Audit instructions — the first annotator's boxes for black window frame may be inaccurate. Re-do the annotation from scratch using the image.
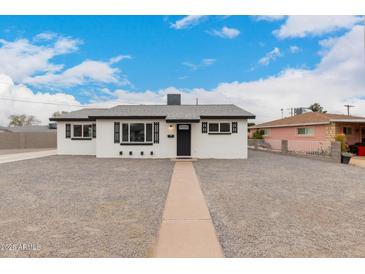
[73,124,83,138]
[92,124,96,138]
[129,123,145,142]
[202,122,208,133]
[119,122,155,144]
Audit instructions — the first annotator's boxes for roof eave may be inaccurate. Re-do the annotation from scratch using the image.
[250,121,330,129]
[49,118,95,122]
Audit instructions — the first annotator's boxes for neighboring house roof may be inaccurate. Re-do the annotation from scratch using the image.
[251,112,365,129]
[50,105,255,121]
[5,125,56,133]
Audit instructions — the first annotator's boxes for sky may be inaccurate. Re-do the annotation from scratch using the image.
[0,15,364,125]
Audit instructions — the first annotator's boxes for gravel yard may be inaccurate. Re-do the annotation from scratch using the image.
[0,156,173,257]
[194,150,365,257]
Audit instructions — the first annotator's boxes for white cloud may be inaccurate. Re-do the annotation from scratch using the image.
[170,16,206,29]
[33,32,57,41]
[0,74,81,126]
[208,26,240,39]
[274,15,363,38]
[289,45,301,54]
[182,58,216,71]
[0,36,80,82]
[254,15,286,22]
[109,55,132,64]
[24,58,130,88]
[258,47,282,65]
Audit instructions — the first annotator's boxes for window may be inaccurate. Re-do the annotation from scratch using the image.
[83,125,92,138]
[120,123,154,144]
[220,123,230,132]
[92,124,96,138]
[73,125,82,137]
[73,124,92,139]
[343,127,352,135]
[297,127,314,136]
[208,122,231,134]
[263,128,270,136]
[130,123,145,142]
[209,123,219,132]
[122,123,128,142]
[146,123,152,142]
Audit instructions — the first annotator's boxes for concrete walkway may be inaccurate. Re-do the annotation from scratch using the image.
[154,161,223,258]
[0,149,57,164]
[350,156,365,168]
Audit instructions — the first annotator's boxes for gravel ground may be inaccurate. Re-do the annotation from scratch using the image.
[0,156,173,257]
[194,150,365,257]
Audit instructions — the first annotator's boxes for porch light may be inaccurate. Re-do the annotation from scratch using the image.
[169,124,174,130]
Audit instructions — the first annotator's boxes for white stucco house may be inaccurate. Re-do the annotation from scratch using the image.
[50,94,255,159]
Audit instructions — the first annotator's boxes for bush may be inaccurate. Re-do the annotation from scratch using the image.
[335,133,347,152]
[252,129,264,139]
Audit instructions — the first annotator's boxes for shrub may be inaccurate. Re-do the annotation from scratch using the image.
[335,133,347,152]
[252,129,264,139]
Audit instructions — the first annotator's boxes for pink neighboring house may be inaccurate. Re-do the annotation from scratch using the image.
[249,112,365,152]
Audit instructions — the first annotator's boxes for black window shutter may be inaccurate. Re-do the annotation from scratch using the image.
[114,122,120,143]
[202,122,207,133]
[92,124,96,138]
[65,123,71,138]
[232,122,238,133]
[153,122,159,144]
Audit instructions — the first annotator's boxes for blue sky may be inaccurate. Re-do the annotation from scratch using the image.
[0,15,364,124]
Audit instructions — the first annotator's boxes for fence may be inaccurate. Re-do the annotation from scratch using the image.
[248,139,341,163]
[0,132,56,149]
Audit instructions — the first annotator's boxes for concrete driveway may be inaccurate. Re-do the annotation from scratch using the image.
[194,150,365,257]
[0,149,56,164]
[0,155,173,257]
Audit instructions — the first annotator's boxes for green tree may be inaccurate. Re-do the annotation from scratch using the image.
[8,114,40,127]
[308,103,327,113]
[252,129,264,139]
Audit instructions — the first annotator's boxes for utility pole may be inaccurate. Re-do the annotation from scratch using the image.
[344,104,354,116]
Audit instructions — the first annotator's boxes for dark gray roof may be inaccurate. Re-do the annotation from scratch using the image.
[50,105,255,121]
[49,108,108,121]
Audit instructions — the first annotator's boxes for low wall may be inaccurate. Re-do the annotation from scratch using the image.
[0,132,56,149]
[248,139,341,163]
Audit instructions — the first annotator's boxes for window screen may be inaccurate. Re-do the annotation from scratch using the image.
[130,123,145,142]
[220,123,230,132]
[83,125,92,138]
[209,123,219,132]
[146,123,152,142]
[122,124,128,142]
[73,125,82,137]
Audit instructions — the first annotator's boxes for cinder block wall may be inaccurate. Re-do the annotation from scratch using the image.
[0,132,56,149]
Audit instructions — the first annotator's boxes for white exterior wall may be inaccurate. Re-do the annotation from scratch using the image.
[191,119,247,159]
[56,121,96,155]
[95,119,248,159]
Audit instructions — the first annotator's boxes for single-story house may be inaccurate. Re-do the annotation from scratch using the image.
[50,94,255,159]
[250,112,365,149]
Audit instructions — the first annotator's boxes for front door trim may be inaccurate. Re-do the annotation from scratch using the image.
[176,124,191,157]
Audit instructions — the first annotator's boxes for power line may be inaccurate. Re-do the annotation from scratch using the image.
[0,96,82,107]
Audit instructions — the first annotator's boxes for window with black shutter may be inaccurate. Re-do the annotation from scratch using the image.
[122,123,129,142]
[114,122,120,143]
[153,122,159,143]
[232,122,238,133]
[202,122,207,133]
[92,124,96,138]
[65,123,71,138]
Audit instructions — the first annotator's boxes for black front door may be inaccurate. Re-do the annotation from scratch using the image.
[177,124,191,156]
[362,127,365,144]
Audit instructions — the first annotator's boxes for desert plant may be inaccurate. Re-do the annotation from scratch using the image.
[335,133,347,152]
[308,103,327,113]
